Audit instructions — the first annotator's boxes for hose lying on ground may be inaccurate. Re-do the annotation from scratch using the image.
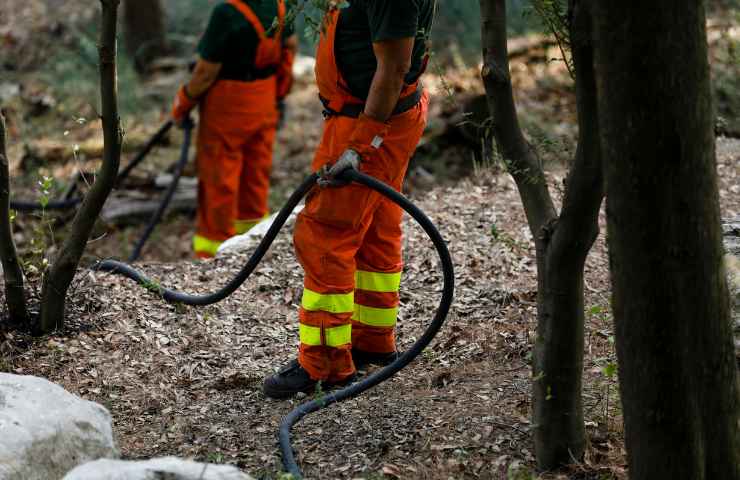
[95,168,455,479]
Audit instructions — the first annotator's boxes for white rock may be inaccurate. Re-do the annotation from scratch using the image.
[63,457,254,480]
[293,54,316,78]
[0,373,118,480]
[217,205,304,256]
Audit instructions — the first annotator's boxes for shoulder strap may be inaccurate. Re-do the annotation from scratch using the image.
[226,0,267,38]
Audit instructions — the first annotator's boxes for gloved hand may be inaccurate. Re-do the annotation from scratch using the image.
[171,85,197,125]
[347,113,389,159]
[318,113,389,188]
[318,149,361,188]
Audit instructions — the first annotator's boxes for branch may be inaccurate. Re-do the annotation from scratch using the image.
[40,0,123,332]
[0,111,28,325]
[548,0,604,270]
[479,0,557,237]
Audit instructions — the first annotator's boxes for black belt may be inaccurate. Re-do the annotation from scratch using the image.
[220,68,277,83]
[320,84,423,119]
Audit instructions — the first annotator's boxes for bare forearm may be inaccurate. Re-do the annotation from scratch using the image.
[364,37,414,122]
[364,65,406,122]
[186,59,222,98]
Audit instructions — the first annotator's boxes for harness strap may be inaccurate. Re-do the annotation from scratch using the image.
[320,84,424,119]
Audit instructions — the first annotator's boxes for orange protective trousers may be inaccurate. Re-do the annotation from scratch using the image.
[194,79,278,257]
[293,92,429,382]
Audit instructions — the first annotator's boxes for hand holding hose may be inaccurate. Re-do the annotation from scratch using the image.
[318,149,361,188]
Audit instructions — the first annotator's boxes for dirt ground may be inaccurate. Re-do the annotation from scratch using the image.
[1,137,738,479]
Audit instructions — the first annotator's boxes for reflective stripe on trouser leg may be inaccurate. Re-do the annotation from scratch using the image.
[298,288,354,382]
[192,234,223,258]
[352,276,401,354]
[234,214,269,235]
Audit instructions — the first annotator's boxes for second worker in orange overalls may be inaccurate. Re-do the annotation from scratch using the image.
[172,0,297,258]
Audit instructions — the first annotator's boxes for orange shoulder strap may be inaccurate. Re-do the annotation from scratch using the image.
[226,0,285,39]
[226,0,266,38]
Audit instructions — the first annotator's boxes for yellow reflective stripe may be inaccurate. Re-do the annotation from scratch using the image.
[299,324,352,347]
[192,235,222,256]
[325,324,352,346]
[234,214,269,234]
[355,270,402,293]
[352,304,398,327]
[299,324,322,346]
[301,288,354,313]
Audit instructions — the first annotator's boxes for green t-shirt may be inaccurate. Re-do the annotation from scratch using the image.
[335,0,437,100]
[197,0,294,81]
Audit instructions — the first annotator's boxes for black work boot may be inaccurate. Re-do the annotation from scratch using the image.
[351,350,398,370]
[263,359,355,399]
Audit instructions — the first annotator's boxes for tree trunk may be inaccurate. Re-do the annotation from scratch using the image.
[123,0,167,73]
[593,1,740,479]
[0,111,28,326]
[479,0,603,469]
[39,0,123,333]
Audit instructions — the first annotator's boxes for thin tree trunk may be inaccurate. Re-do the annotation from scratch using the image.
[479,0,603,469]
[123,0,167,73]
[0,111,28,325]
[532,0,602,468]
[39,0,123,333]
[593,1,740,479]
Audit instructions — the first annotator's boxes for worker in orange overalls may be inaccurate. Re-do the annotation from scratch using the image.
[171,0,297,258]
[264,0,437,398]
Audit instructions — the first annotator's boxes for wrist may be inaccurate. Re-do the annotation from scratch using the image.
[349,113,389,150]
[182,84,197,101]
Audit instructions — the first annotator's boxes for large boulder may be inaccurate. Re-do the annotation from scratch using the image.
[63,458,254,480]
[0,374,117,480]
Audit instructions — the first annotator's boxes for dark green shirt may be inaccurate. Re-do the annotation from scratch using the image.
[197,0,294,81]
[335,0,437,100]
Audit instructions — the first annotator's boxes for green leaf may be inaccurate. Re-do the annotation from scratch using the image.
[589,305,602,315]
[601,362,617,378]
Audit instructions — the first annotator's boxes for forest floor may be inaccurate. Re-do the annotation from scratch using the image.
[1,138,738,480]
[1,2,739,479]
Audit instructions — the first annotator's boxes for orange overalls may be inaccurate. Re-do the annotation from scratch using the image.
[193,0,287,258]
[293,9,430,382]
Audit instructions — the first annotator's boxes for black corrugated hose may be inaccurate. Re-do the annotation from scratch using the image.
[127,118,193,262]
[94,167,455,479]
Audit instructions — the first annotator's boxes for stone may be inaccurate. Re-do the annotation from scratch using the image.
[0,373,117,480]
[63,457,254,480]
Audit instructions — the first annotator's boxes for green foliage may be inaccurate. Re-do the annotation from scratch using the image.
[507,462,539,480]
[206,451,225,464]
[38,26,143,118]
[22,175,55,280]
[526,0,573,78]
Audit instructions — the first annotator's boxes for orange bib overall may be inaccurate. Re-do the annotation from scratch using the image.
[193,0,286,258]
[293,9,430,382]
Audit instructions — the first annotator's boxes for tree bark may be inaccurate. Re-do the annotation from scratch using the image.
[592,1,740,479]
[479,0,603,469]
[39,0,123,333]
[0,111,28,326]
[123,0,167,73]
